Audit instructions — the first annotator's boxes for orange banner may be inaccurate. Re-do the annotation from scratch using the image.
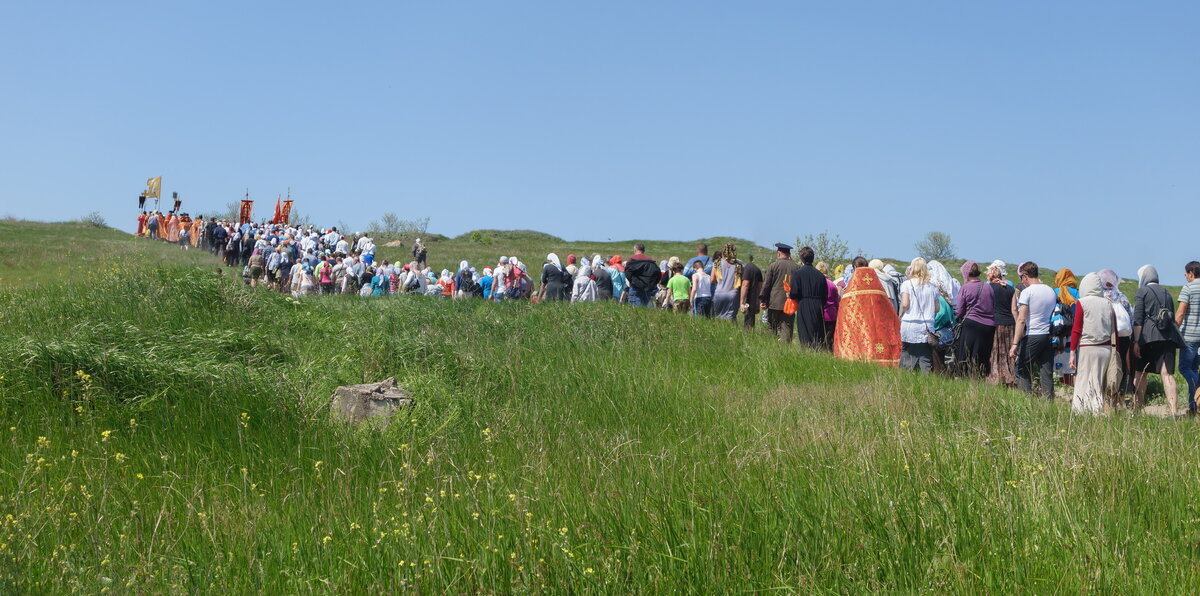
[239,200,253,224]
[280,200,293,225]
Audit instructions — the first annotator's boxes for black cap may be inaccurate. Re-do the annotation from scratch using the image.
[774,243,793,252]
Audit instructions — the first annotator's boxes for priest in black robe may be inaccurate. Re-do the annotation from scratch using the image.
[788,246,829,349]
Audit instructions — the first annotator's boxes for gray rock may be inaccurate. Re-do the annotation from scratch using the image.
[330,378,414,428]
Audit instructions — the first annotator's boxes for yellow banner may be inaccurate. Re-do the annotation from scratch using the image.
[145,176,162,199]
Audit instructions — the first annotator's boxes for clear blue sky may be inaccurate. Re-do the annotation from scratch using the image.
[1,1,1196,282]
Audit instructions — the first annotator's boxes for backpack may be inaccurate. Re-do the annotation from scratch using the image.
[1050,301,1075,338]
[1146,287,1175,333]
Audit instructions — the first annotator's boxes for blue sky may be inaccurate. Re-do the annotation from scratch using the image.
[1,1,1196,282]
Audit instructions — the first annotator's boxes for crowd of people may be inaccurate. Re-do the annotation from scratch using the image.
[135,215,1198,418]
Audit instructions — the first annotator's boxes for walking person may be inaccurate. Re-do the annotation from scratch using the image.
[986,262,1018,386]
[740,254,763,329]
[624,243,661,308]
[955,261,996,377]
[571,265,598,303]
[1069,273,1117,415]
[789,247,829,349]
[541,254,570,301]
[709,243,742,321]
[1010,262,1057,400]
[815,262,840,350]
[1174,261,1200,415]
[666,261,691,313]
[899,258,940,372]
[1132,265,1183,414]
[759,243,799,342]
[690,260,713,317]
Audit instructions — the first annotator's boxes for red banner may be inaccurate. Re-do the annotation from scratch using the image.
[239,200,253,224]
[280,200,294,225]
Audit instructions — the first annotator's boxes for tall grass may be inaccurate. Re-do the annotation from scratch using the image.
[2,260,1199,593]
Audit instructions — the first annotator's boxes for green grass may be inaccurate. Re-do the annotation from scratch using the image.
[0,220,218,288]
[1,222,1198,593]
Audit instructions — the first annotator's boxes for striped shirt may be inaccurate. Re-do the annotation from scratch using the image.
[1180,280,1200,342]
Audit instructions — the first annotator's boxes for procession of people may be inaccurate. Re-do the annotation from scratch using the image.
[135,214,1197,418]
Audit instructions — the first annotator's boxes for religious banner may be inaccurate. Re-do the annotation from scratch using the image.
[145,176,162,199]
[239,200,253,224]
[281,199,294,225]
[271,195,282,224]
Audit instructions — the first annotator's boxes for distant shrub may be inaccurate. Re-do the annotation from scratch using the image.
[470,231,493,245]
[79,211,107,228]
[796,230,862,265]
[915,231,956,261]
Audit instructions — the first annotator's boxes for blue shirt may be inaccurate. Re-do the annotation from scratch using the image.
[684,255,712,279]
[480,275,494,299]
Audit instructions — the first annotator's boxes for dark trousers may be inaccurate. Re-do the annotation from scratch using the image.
[901,342,933,372]
[743,308,759,329]
[1017,334,1055,399]
[767,309,794,343]
[693,296,712,317]
[958,319,996,377]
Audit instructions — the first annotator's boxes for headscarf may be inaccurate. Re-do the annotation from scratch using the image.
[841,264,854,287]
[440,269,452,282]
[609,255,622,266]
[567,254,577,265]
[927,260,959,301]
[659,260,668,273]
[868,259,885,271]
[1098,269,1129,305]
[989,260,1007,278]
[580,257,590,269]
[668,256,681,271]
[960,260,977,281]
[459,260,469,274]
[1137,264,1158,288]
[1079,272,1103,298]
[578,265,592,279]
[592,254,602,268]
[1055,268,1078,306]
[546,253,562,270]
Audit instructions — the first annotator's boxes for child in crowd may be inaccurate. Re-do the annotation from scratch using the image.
[666,262,691,314]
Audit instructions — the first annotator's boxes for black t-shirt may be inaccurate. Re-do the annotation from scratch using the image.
[990,282,1016,326]
[743,262,763,296]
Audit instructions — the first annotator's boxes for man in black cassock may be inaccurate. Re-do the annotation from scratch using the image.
[788,246,829,349]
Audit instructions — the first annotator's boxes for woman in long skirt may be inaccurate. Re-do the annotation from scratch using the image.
[1069,273,1116,414]
[986,264,1018,385]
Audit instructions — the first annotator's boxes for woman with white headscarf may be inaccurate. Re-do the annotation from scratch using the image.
[541,253,569,301]
[1068,273,1116,414]
[571,265,598,303]
[1132,264,1183,413]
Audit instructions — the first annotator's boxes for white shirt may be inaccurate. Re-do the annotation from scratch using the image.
[899,279,939,344]
[1018,283,1056,336]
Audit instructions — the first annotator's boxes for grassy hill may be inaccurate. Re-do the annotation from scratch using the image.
[0,221,1198,592]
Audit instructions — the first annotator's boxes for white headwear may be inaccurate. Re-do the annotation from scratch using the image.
[989,259,1007,278]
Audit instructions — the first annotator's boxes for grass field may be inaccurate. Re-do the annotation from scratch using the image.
[1,221,1197,593]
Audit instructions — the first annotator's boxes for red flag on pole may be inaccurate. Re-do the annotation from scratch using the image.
[272,195,282,224]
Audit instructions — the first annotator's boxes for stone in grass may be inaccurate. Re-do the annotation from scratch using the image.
[330,377,414,428]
